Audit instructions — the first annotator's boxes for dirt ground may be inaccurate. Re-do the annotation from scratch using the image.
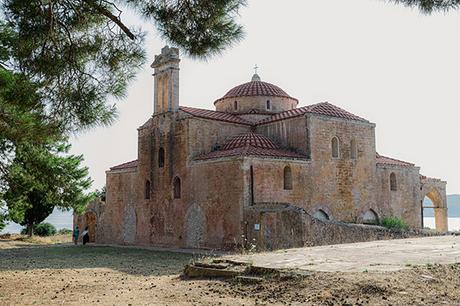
[0,238,459,306]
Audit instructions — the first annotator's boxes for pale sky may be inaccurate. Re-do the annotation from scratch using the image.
[70,0,460,194]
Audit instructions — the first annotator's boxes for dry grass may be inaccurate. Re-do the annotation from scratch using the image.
[0,240,459,305]
[0,233,72,245]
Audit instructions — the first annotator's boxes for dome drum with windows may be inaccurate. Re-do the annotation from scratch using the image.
[214,73,298,115]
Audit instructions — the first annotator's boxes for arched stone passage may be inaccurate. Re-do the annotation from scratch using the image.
[362,209,379,225]
[313,209,330,221]
[420,177,448,233]
[422,189,447,232]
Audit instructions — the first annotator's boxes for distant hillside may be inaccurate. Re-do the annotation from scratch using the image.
[424,194,460,217]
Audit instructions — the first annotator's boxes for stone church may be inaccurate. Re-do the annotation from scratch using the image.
[75,46,448,250]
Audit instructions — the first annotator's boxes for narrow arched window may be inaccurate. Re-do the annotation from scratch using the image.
[283,166,292,190]
[158,147,165,168]
[331,137,339,158]
[145,180,151,199]
[350,139,357,159]
[266,100,271,110]
[234,101,238,110]
[390,173,397,191]
[173,176,181,199]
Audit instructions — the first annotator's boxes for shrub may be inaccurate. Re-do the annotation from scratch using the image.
[57,228,72,235]
[23,223,57,236]
[380,216,409,231]
[35,223,57,236]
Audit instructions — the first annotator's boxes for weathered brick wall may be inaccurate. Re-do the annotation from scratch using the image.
[256,116,309,155]
[244,158,313,207]
[376,165,422,228]
[187,159,246,249]
[102,168,139,244]
[105,113,251,249]
[244,203,424,251]
[186,117,250,159]
[307,114,378,222]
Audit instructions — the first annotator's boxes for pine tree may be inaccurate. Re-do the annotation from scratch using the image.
[3,141,94,236]
[386,0,460,13]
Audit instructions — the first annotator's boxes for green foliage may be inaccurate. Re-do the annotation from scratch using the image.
[386,0,460,13]
[3,141,94,235]
[21,222,57,237]
[128,0,246,58]
[95,186,106,201]
[58,228,72,235]
[380,216,409,231]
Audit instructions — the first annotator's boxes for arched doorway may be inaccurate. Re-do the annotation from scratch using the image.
[362,209,379,225]
[421,189,447,232]
[84,211,97,243]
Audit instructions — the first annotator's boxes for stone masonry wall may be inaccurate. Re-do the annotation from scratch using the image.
[101,168,139,244]
[113,113,251,249]
[244,203,420,251]
[376,165,422,228]
[307,114,378,222]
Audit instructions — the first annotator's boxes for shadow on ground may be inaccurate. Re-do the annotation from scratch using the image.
[0,242,197,276]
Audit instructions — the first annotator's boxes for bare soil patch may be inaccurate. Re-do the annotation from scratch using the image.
[0,239,459,305]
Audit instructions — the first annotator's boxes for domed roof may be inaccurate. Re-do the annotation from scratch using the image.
[221,132,279,150]
[214,74,297,104]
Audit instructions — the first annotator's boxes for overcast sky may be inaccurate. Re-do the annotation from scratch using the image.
[70,0,460,194]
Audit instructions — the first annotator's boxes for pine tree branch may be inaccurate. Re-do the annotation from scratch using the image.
[83,0,135,40]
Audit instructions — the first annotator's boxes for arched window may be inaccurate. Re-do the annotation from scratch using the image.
[283,166,292,190]
[234,101,238,110]
[158,147,165,168]
[173,176,181,199]
[390,173,397,191]
[331,137,340,158]
[266,100,271,110]
[145,180,151,199]
[362,209,379,224]
[313,209,330,221]
[350,139,357,159]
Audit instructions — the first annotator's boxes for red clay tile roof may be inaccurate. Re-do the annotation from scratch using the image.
[376,154,414,168]
[110,160,138,170]
[214,81,298,104]
[196,132,307,160]
[180,106,252,125]
[258,102,369,125]
[221,132,278,150]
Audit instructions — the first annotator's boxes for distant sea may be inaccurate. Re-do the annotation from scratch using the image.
[1,208,73,234]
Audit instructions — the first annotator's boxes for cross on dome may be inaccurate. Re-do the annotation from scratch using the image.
[251,64,261,82]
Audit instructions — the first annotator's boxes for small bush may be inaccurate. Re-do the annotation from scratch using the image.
[22,223,58,236]
[380,216,409,231]
[57,228,72,235]
[34,223,57,236]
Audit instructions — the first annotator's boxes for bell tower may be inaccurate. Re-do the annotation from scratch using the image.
[151,46,180,114]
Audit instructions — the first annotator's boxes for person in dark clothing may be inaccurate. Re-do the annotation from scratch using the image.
[82,227,90,245]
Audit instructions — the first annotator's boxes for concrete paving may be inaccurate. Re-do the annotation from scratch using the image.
[226,236,460,272]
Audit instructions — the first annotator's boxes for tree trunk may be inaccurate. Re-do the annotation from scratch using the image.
[27,224,34,237]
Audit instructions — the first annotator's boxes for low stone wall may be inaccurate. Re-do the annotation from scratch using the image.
[244,203,430,251]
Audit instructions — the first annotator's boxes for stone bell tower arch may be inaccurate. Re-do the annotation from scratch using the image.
[151,46,180,114]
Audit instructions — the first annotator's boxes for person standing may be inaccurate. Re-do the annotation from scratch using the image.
[73,226,79,245]
[81,227,89,245]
